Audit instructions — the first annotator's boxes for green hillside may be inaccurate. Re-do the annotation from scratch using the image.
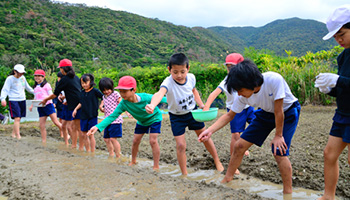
[0,0,339,72]
[209,18,338,56]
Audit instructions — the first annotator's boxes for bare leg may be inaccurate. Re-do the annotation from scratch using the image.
[89,134,96,152]
[59,118,64,137]
[274,155,293,194]
[49,113,62,134]
[61,120,70,146]
[73,119,84,151]
[149,133,160,170]
[104,138,115,156]
[222,138,252,183]
[67,120,77,148]
[13,117,21,139]
[174,135,187,175]
[318,136,346,200]
[39,116,48,143]
[231,132,249,156]
[110,138,121,158]
[195,128,224,172]
[129,134,144,166]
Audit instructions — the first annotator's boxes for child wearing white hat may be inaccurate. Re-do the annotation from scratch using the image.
[314,4,350,200]
[0,64,34,139]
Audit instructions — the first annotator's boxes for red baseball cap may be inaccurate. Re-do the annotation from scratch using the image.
[34,69,45,77]
[57,59,72,68]
[115,76,137,90]
[224,53,244,65]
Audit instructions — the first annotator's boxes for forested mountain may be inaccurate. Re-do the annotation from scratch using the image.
[0,0,338,71]
[209,18,338,56]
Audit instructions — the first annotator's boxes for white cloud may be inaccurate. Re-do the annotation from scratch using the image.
[58,0,350,27]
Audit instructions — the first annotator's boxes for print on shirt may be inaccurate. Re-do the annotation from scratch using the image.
[176,94,194,112]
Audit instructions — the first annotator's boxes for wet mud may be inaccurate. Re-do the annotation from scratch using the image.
[0,105,349,199]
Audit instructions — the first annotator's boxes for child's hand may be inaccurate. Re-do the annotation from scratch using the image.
[145,104,155,114]
[198,129,213,142]
[87,126,98,136]
[270,135,287,156]
[1,100,6,107]
[99,105,104,113]
[29,105,33,112]
[72,110,77,118]
[202,105,210,111]
[125,111,133,119]
[39,99,47,106]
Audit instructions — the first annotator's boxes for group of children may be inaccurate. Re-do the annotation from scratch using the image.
[1,5,349,199]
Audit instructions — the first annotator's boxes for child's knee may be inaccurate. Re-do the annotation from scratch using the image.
[176,142,186,152]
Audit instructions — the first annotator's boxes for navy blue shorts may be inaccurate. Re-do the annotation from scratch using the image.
[38,103,56,117]
[104,123,123,138]
[241,101,300,156]
[62,108,81,121]
[134,121,161,134]
[9,101,26,119]
[169,112,205,136]
[330,122,350,143]
[80,117,98,132]
[228,106,255,133]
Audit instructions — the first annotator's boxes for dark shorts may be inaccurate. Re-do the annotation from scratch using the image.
[62,108,81,121]
[330,122,350,143]
[80,117,98,132]
[38,103,56,117]
[56,104,67,119]
[104,123,123,138]
[9,101,26,119]
[169,112,205,136]
[228,106,255,133]
[241,101,301,156]
[134,121,161,134]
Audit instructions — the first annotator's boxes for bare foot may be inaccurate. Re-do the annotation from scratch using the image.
[71,145,77,149]
[244,150,249,156]
[235,169,240,175]
[11,134,16,138]
[153,166,160,171]
[16,134,21,140]
[128,161,137,166]
[221,176,233,183]
[215,161,224,172]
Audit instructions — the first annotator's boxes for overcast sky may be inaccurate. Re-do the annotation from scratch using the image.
[58,0,349,28]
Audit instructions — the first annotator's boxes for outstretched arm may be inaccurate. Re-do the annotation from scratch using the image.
[40,94,57,106]
[193,87,204,109]
[203,88,222,111]
[198,110,236,142]
[145,87,167,114]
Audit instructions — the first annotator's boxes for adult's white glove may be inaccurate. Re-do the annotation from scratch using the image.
[315,73,339,88]
[318,86,332,94]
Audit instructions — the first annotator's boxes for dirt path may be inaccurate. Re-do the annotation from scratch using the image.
[0,105,349,199]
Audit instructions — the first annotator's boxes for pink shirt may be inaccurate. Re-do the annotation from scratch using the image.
[34,83,53,105]
[103,91,123,124]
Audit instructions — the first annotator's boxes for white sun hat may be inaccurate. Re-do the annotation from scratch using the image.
[14,64,26,73]
[323,5,350,40]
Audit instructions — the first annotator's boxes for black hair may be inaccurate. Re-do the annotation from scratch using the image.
[57,71,63,78]
[343,22,350,29]
[168,53,189,70]
[10,70,15,75]
[81,73,96,88]
[98,77,114,91]
[225,60,264,93]
[34,77,48,88]
[61,66,75,78]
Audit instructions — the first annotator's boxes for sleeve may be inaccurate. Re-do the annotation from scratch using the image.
[46,83,53,95]
[96,103,124,132]
[54,78,66,96]
[95,88,103,99]
[273,75,286,100]
[24,77,34,94]
[336,76,350,89]
[230,96,247,113]
[0,77,11,101]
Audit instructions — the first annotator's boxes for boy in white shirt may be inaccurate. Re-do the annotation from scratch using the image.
[146,53,224,175]
[198,60,300,194]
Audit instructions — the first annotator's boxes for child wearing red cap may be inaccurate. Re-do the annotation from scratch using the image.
[203,53,255,174]
[314,5,350,200]
[88,76,167,170]
[29,69,62,143]
[41,59,81,149]
[1,64,34,139]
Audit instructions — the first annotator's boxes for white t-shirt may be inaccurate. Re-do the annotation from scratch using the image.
[231,72,297,114]
[0,75,34,101]
[218,76,249,110]
[161,73,196,114]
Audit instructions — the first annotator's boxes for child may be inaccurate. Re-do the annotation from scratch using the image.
[198,60,300,194]
[1,64,34,139]
[98,77,123,157]
[53,72,66,138]
[29,69,62,143]
[314,5,350,200]
[203,53,255,174]
[40,59,81,149]
[146,53,224,175]
[88,76,166,170]
[73,74,103,152]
